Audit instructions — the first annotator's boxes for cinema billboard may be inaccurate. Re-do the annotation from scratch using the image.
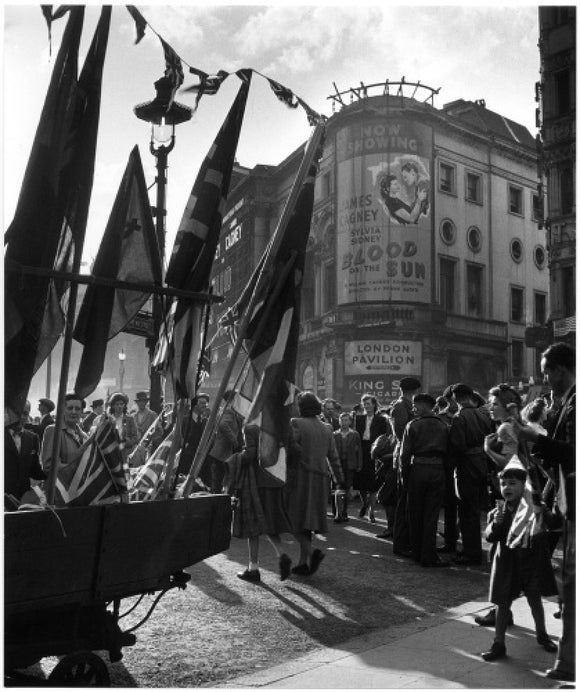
[335,118,432,305]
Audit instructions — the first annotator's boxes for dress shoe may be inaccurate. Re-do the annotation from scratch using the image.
[375,530,393,539]
[421,558,450,568]
[309,548,325,575]
[393,549,414,559]
[474,608,514,627]
[291,563,311,576]
[546,668,575,682]
[358,503,368,518]
[333,516,343,524]
[368,511,376,523]
[481,641,506,661]
[452,554,481,566]
[341,515,349,522]
[279,553,292,581]
[237,568,261,582]
[437,545,456,554]
[537,633,558,652]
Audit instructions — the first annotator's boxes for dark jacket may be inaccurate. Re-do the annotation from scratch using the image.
[400,414,448,476]
[449,404,493,465]
[4,427,45,507]
[355,413,390,443]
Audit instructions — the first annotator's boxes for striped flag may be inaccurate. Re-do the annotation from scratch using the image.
[160,37,184,109]
[54,419,128,507]
[160,78,251,398]
[129,430,174,502]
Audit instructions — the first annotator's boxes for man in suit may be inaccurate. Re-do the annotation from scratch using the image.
[133,391,158,442]
[35,398,55,442]
[81,399,104,434]
[5,400,46,509]
[514,342,575,683]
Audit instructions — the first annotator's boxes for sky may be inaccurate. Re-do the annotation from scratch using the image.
[3,3,541,267]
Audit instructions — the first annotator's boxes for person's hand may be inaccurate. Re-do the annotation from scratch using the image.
[493,500,506,523]
[484,433,498,453]
[510,417,539,443]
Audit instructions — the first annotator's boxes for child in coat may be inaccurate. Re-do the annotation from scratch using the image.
[481,455,558,661]
[332,413,362,522]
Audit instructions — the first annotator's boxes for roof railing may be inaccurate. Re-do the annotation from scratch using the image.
[328,79,441,112]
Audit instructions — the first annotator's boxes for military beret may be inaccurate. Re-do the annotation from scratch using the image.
[399,377,421,392]
[413,393,436,408]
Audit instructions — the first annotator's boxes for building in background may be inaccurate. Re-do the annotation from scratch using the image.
[536,6,576,347]
[207,80,549,407]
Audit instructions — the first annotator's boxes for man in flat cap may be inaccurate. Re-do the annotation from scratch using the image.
[35,398,55,443]
[133,391,158,442]
[81,399,104,434]
[449,383,494,566]
[400,393,449,567]
[391,376,421,557]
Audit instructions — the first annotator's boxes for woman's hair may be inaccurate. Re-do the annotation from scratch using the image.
[488,384,522,412]
[380,174,397,196]
[521,397,547,424]
[297,391,322,417]
[361,395,378,413]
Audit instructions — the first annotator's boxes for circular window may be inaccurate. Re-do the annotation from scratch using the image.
[467,226,482,253]
[510,238,523,263]
[534,244,547,269]
[439,219,456,245]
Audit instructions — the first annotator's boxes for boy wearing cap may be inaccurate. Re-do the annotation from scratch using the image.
[481,456,557,662]
[81,399,104,434]
[400,393,449,567]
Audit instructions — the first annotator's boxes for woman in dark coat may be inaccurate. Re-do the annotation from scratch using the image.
[354,395,390,521]
[287,392,344,576]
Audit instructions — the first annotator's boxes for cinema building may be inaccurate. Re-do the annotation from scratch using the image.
[207,81,549,407]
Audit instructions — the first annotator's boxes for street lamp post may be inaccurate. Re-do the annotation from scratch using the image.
[118,348,126,393]
[134,76,192,413]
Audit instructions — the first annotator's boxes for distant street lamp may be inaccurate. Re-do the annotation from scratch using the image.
[134,76,192,413]
[118,348,126,393]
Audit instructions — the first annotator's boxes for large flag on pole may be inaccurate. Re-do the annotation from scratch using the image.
[157,77,251,399]
[73,146,162,398]
[242,157,319,473]
[4,7,110,416]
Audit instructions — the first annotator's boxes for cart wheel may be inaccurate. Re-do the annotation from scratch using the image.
[48,652,110,687]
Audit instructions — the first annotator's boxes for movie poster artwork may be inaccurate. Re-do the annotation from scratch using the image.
[335,119,432,304]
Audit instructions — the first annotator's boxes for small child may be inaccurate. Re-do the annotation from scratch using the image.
[332,413,362,523]
[481,455,558,661]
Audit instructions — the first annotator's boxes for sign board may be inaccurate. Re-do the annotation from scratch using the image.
[335,118,432,305]
[124,311,154,338]
[344,375,401,405]
[345,340,422,376]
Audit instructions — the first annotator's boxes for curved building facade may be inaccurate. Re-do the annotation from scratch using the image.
[208,83,548,408]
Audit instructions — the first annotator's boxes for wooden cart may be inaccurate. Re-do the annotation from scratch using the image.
[5,495,231,685]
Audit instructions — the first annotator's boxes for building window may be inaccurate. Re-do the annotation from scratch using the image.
[439,219,456,245]
[561,168,574,214]
[466,264,484,317]
[532,192,541,222]
[562,266,575,317]
[439,257,456,313]
[466,172,482,203]
[322,171,333,198]
[508,185,523,215]
[301,251,316,320]
[555,68,571,115]
[534,292,547,325]
[467,226,482,253]
[511,340,524,379]
[511,286,524,322]
[439,162,456,195]
[534,245,547,269]
[510,238,523,263]
[322,262,336,313]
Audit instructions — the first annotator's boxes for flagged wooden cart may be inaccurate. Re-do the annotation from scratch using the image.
[5,495,231,685]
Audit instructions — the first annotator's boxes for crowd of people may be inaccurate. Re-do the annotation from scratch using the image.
[4,342,575,682]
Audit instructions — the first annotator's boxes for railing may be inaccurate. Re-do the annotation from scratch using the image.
[328,79,441,112]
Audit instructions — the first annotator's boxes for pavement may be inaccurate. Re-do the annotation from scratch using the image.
[223,594,568,689]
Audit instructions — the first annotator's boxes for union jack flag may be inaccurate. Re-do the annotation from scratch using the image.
[129,430,174,502]
[54,419,129,507]
[160,37,184,108]
[267,78,299,109]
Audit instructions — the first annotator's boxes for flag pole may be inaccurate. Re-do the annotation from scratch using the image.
[182,120,325,497]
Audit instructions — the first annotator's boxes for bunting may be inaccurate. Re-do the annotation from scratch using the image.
[126,5,146,43]
[160,36,184,109]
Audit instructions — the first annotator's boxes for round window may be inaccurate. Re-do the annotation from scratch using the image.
[534,244,547,269]
[439,219,456,245]
[467,226,482,253]
[510,238,523,263]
